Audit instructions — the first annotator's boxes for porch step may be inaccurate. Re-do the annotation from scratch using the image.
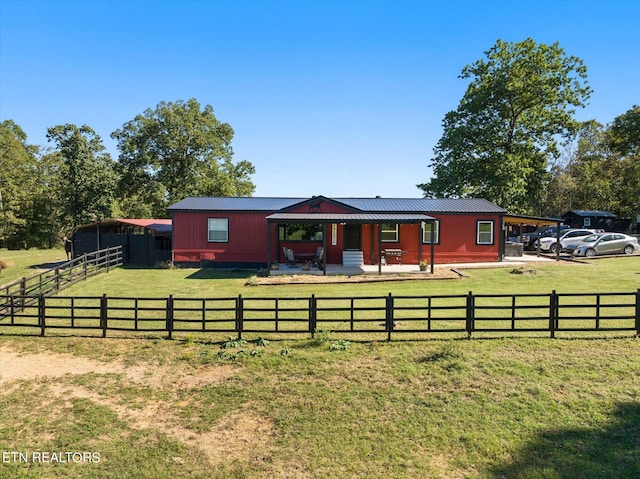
[342,250,364,267]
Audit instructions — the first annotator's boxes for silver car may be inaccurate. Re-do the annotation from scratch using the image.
[566,233,640,257]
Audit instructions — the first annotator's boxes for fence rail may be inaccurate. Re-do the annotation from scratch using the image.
[0,246,123,316]
[1,289,639,340]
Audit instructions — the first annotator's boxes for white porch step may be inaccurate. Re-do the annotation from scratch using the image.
[342,250,364,267]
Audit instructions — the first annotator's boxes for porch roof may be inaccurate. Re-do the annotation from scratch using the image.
[266,212,435,224]
[502,214,562,227]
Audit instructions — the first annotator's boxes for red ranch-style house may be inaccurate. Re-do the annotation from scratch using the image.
[167,196,511,274]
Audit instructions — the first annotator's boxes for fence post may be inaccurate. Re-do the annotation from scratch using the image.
[101,294,108,338]
[236,294,244,340]
[39,294,46,337]
[466,291,474,338]
[20,278,26,307]
[385,293,394,341]
[166,295,174,340]
[635,289,640,338]
[83,254,88,279]
[309,294,317,337]
[55,267,60,291]
[549,290,557,339]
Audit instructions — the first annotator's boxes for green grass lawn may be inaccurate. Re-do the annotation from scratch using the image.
[0,248,68,287]
[1,250,639,478]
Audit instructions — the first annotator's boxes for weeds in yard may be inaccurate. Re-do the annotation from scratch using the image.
[221,337,248,349]
[329,339,352,351]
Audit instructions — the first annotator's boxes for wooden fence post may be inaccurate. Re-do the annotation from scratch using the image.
[166,295,174,340]
[386,293,394,341]
[466,291,474,338]
[39,294,46,337]
[55,267,60,291]
[101,294,108,338]
[635,289,640,338]
[236,294,244,339]
[309,294,317,337]
[19,278,26,307]
[549,290,558,339]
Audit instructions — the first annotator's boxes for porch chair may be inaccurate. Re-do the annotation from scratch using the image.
[313,247,324,271]
[283,247,296,267]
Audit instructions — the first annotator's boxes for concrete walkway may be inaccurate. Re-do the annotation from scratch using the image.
[271,253,558,276]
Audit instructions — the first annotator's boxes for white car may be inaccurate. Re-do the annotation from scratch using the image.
[535,229,596,254]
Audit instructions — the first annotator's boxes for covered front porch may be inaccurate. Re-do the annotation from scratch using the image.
[267,251,558,277]
[266,212,437,276]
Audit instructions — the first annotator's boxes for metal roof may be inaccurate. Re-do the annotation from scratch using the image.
[168,196,505,214]
[337,197,505,213]
[167,197,304,212]
[73,219,172,235]
[266,213,435,224]
[564,210,616,218]
[502,214,563,227]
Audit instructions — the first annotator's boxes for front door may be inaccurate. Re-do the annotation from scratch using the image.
[343,224,361,250]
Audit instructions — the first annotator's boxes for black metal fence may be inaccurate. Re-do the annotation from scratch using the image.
[1,289,638,340]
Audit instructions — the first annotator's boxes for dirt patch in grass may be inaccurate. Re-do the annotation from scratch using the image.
[47,383,273,466]
[0,346,237,388]
[0,345,273,465]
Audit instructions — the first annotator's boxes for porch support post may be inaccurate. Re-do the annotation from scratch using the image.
[418,221,423,265]
[378,223,382,275]
[322,223,327,276]
[266,221,272,275]
[430,221,435,274]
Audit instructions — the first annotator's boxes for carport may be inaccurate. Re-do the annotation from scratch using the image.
[501,214,564,261]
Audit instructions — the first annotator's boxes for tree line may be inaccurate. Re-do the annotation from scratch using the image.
[2,39,638,250]
[0,99,255,249]
[419,38,639,225]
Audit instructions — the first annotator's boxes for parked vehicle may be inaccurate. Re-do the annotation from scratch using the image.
[535,229,596,253]
[522,225,570,250]
[566,233,640,257]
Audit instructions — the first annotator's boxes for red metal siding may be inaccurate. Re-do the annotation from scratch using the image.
[173,210,502,266]
[173,212,275,264]
[359,215,501,264]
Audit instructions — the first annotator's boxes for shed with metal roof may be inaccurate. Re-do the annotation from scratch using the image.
[72,219,172,267]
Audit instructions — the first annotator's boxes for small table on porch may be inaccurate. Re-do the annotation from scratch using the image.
[294,253,315,263]
[384,249,403,265]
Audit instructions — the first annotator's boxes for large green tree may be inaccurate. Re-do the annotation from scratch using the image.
[112,98,255,217]
[0,120,39,248]
[607,105,640,220]
[542,106,640,221]
[47,124,118,228]
[419,38,592,213]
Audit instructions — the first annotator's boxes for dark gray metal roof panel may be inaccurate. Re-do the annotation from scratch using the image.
[168,196,506,214]
[336,197,506,213]
[167,197,306,212]
[565,210,616,218]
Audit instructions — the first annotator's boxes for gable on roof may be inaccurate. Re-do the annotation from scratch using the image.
[279,196,361,214]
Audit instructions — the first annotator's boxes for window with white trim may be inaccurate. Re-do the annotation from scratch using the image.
[477,220,494,245]
[381,223,399,242]
[422,220,440,244]
[208,218,229,242]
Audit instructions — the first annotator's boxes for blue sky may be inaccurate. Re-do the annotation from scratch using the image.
[1,0,638,198]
